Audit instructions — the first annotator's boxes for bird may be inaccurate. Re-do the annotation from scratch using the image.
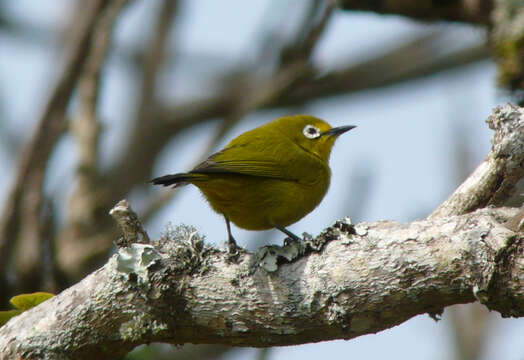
[151,114,355,253]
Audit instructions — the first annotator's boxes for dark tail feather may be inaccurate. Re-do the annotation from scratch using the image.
[149,173,193,188]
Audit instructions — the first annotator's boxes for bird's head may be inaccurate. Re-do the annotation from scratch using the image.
[275,115,355,162]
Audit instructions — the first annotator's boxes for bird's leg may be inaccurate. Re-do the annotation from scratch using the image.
[274,223,302,243]
[224,216,240,254]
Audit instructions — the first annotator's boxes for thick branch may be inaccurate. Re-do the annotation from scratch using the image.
[430,103,524,218]
[0,207,521,359]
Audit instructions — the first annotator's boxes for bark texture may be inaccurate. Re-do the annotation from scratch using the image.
[0,207,522,359]
[431,103,524,218]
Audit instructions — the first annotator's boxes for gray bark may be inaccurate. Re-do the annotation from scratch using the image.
[0,207,522,359]
[0,103,522,359]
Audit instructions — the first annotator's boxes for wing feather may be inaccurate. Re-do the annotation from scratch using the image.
[190,134,318,181]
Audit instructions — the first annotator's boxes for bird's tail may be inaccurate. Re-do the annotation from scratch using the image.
[149,173,195,188]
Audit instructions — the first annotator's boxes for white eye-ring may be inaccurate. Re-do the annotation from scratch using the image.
[303,124,321,139]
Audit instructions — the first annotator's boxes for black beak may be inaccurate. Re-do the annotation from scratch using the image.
[322,125,356,137]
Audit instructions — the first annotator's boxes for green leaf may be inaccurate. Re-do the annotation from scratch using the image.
[9,292,54,311]
[0,309,23,326]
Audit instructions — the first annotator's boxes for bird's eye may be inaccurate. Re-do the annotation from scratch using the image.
[303,125,320,139]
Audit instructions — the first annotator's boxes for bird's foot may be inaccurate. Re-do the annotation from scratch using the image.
[283,232,313,246]
[226,236,242,262]
[302,232,314,241]
[283,236,301,247]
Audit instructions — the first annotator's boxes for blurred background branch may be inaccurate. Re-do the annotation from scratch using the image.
[338,0,493,24]
[0,0,113,305]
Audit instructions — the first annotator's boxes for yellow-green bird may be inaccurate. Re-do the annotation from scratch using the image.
[151,115,355,252]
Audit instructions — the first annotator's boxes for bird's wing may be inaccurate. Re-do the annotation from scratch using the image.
[191,135,317,180]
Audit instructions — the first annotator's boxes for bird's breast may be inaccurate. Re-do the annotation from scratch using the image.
[193,163,331,230]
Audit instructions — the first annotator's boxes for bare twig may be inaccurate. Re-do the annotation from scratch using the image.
[280,0,336,65]
[277,35,489,106]
[136,0,178,118]
[109,199,150,247]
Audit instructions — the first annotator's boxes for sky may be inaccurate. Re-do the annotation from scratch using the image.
[0,1,523,359]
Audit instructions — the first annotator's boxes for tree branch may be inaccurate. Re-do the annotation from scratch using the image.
[430,103,524,218]
[338,0,493,25]
[0,206,521,359]
[57,0,132,278]
[337,0,523,95]
[69,0,131,229]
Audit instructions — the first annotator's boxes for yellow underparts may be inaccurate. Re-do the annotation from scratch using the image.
[191,172,330,230]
